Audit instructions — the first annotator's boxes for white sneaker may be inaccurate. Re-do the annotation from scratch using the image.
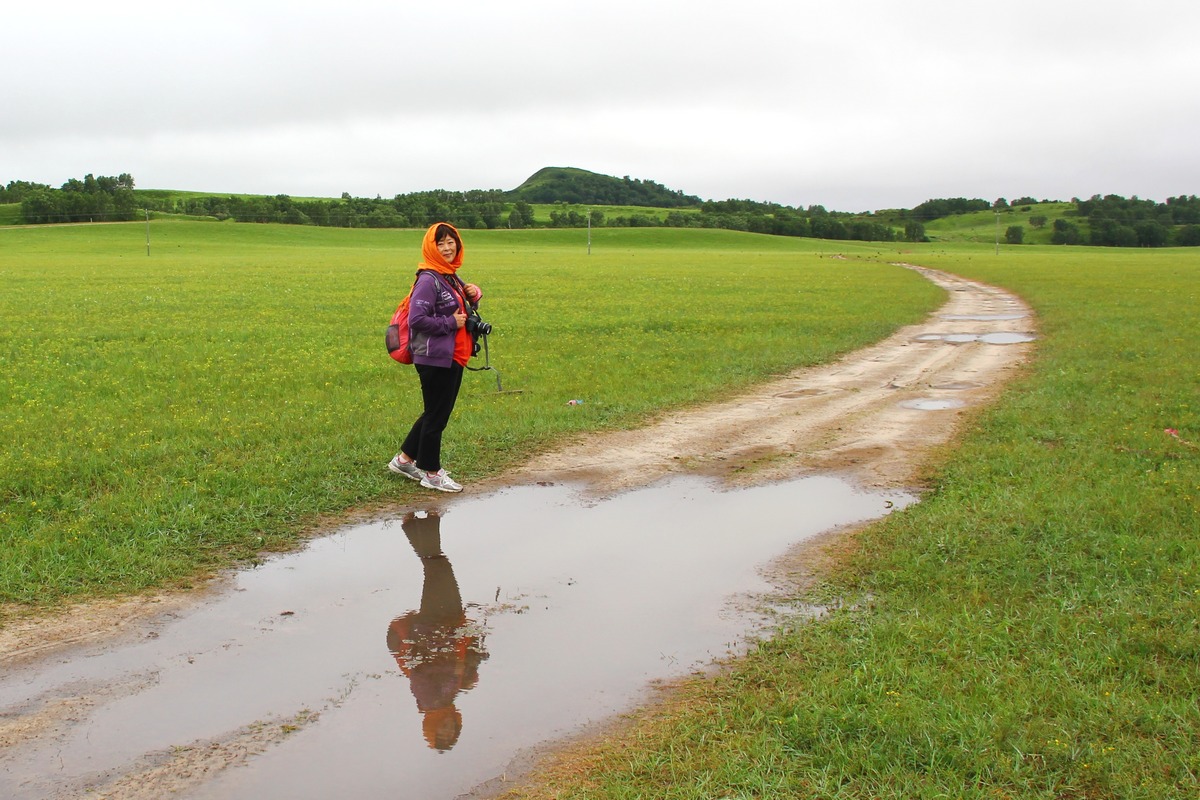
[420,468,463,493]
[388,454,423,482]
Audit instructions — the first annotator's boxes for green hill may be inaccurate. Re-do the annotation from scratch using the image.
[506,166,702,208]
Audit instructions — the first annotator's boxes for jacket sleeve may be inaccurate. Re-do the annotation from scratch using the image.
[409,273,458,336]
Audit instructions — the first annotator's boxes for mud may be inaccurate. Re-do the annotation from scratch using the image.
[0,264,1034,799]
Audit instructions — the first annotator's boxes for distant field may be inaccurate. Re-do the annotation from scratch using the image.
[0,203,20,225]
[528,202,700,223]
[923,202,1081,245]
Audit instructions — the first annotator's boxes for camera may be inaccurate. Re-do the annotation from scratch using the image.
[465,311,492,337]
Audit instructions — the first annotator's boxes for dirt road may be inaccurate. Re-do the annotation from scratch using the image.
[0,265,1034,798]
[511,264,1033,493]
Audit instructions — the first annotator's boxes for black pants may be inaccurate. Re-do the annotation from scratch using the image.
[401,363,464,473]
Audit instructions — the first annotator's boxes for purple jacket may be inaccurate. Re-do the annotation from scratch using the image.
[408,271,465,367]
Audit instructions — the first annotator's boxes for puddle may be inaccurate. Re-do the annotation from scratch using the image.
[914,331,1036,345]
[899,398,967,411]
[0,475,914,800]
[978,332,1037,345]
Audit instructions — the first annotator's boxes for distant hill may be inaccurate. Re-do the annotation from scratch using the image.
[506,166,702,208]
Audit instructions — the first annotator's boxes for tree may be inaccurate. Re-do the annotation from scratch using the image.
[1051,219,1081,245]
[1029,215,1047,229]
[1005,225,1024,245]
[1134,220,1168,247]
[513,201,534,227]
[904,220,926,242]
[1175,225,1200,246]
[20,189,58,223]
[909,197,990,222]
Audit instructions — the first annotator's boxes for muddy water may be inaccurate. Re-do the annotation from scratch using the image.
[914,331,1036,345]
[0,476,912,800]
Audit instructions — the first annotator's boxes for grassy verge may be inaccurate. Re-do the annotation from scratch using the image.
[0,222,939,611]
[501,244,1199,798]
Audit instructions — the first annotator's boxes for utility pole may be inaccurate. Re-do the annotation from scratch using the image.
[145,210,151,256]
[995,211,1000,255]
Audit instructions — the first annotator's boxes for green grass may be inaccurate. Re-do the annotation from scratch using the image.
[0,203,21,225]
[0,221,939,609]
[503,243,1200,799]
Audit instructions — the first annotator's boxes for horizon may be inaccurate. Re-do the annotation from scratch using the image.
[12,165,1190,216]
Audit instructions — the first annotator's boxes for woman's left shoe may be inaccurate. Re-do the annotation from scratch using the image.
[420,468,463,493]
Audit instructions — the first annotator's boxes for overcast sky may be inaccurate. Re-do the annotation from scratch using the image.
[4,1,1197,212]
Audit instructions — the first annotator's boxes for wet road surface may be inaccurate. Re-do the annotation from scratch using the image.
[1,474,912,799]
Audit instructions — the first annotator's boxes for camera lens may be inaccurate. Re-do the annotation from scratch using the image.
[467,315,491,336]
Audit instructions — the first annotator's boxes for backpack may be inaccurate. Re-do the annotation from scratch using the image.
[385,272,426,364]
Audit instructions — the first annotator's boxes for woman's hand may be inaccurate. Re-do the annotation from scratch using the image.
[453,309,467,329]
[464,283,482,303]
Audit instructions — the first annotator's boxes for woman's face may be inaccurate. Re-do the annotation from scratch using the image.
[436,234,458,262]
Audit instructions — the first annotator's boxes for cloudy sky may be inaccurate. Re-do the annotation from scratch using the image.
[4,1,1197,212]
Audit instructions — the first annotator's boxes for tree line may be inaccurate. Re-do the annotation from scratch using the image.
[7,172,1199,247]
[1072,193,1200,247]
[6,174,140,223]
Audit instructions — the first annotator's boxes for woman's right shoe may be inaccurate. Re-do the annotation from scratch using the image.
[387,454,424,482]
[420,468,463,493]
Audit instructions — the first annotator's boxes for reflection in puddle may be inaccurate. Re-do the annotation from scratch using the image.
[914,331,1036,345]
[0,476,914,800]
[387,511,488,752]
[900,398,967,411]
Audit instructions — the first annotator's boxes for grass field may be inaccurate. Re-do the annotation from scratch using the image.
[0,221,938,608]
[503,243,1200,799]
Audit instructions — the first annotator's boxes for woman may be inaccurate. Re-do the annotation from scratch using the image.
[388,222,482,492]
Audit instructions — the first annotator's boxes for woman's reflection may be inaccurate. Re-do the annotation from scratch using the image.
[386,510,488,752]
